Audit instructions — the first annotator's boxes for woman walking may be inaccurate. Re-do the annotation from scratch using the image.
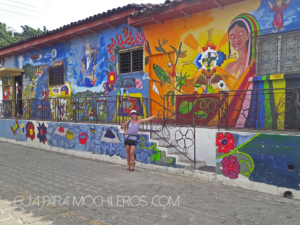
[122,110,159,171]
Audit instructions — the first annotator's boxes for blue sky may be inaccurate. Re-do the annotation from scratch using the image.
[0,0,164,32]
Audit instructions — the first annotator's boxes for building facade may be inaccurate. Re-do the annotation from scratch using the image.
[1,0,300,196]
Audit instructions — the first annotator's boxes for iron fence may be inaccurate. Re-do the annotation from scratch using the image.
[0,95,197,168]
[165,88,300,132]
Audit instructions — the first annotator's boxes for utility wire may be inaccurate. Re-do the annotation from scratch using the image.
[0,2,42,13]
[8,0,45,10]
[0,8,42,19]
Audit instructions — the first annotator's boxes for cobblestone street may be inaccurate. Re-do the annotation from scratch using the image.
[0,141,300,225]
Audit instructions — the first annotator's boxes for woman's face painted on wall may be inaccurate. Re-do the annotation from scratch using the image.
[229,24,249,52]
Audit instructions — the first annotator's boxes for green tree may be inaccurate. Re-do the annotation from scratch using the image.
[0,23,47,47]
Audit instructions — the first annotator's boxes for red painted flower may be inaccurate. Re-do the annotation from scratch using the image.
[221,156,240,179]
[129,98,138,105]
[135,31,146,46]
[25,122,35,141]
[108,71,117,86]
[216,133,235,153]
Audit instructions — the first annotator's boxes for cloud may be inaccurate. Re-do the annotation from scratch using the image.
[44,53,52,58]
[284,15,297,26]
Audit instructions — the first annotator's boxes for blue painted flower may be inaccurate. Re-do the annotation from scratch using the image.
[193,54,202,69]
[37,123,47,144]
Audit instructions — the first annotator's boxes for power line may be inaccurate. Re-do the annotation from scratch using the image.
[8,0,45,10]
[0,2,42,13]
[0,8,42,19]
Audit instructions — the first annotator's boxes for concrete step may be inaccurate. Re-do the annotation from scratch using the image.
[151,137,168,147]
[198,166,216,172]
[179,159,206,168]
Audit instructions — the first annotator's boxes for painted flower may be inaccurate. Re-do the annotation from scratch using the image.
[37,123,47,144]
[221,156,240,179]
[175,129,194,151]
[25,122,35,141]
[103,82,114,95]
[218,80,227,90]
[108,71,117,86]
[135,31,146,46]
[129,98,138,105]
[193,53,202,69]
[135,79,143,89]
[216,133,235,154]
[143,73,150,80]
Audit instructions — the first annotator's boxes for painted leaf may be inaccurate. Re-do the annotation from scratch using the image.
[153,146,160,152]
[171,91,175,106]
[156,151,161,161]
[113,46,122,55]
[109,64,113,72]
[145,56,149,66]
[151,154,156,162]
[153,83,161,97]
[106,71,109,75]
[166,91,173,101]
[153,64,168,83]
[207,85,214,93]
[155,46,166,53]
[146,40,152,55]
[194,83,201,88]
[194,111,208,119]
[169,45,177,53]
[178,101,193,114]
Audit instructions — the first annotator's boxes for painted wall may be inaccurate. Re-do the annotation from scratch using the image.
[143,0,300,129]
[4,25,149,122]
[0,82,2,100]
[0,118,179,168]
[216,131,300,190]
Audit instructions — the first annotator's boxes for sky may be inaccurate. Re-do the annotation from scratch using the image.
[0,0,165,33]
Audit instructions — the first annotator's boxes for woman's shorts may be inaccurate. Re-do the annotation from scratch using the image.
[125,139,138,146]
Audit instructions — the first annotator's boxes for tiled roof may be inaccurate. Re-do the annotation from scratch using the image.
[0,3,159,51]
[128,0,183,17]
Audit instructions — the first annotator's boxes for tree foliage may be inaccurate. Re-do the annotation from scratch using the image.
[0,23,47,47]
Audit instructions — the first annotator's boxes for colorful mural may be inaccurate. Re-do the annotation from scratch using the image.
[142,0,300,128]
[0,119,178,168]
[216,131,300,190]
[8,24,150,122]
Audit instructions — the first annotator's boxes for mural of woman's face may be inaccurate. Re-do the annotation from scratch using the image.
[229,24,249,52]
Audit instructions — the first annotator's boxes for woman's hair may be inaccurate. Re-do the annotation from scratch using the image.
[227,14,259,71]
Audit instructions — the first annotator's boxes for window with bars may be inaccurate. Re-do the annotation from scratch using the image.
[119,47,143,74]
[256,30,300,75]
[48,64,65,86]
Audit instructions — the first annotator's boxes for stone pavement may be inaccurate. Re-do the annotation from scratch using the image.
[0,142,300,225]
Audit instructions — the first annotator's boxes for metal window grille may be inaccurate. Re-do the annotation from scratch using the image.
[48,64,64,86]
[119,48,143,74]
[256,30,300,75]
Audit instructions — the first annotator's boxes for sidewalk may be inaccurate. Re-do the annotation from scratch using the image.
[0,199,52,224]
[0,141,300,225]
